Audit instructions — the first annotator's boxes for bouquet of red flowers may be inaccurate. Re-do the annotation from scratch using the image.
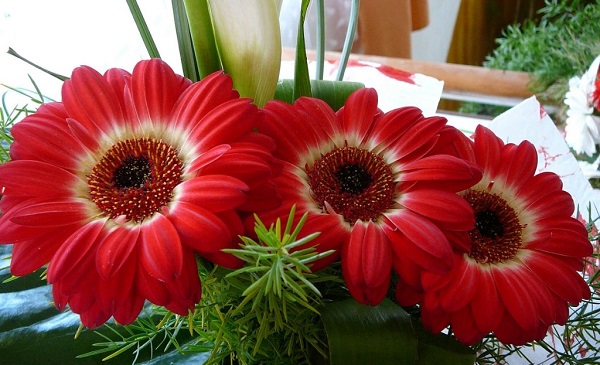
[0,1,598,364]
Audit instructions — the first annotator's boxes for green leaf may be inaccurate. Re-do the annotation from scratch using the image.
[320,298,418,365]
[183,0,222,79]
[6,48,68,82]
[309,80,363,111]
[275,79,364,111]
[293,0,313,101]
[412,317,476,365]
[171,0,200,82]
[126,0,161,59]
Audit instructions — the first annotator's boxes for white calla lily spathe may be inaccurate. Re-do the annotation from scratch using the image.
[208,0,282,107]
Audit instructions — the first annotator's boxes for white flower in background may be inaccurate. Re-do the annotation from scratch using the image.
[564,55,600,156]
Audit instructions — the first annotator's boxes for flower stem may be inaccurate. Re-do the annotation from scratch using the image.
[315,0,325,80]
[335,0,360,81]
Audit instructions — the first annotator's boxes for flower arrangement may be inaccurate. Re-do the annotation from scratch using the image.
[0,1,599,365]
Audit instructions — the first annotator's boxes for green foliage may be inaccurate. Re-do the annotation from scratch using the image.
[199,208,337,364]
[82,207,339,365]
[485,0,600,108]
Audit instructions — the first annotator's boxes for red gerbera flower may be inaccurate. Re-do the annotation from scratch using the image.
[256,88,482,305]
[0,59,277,328]
[411,125,593,346]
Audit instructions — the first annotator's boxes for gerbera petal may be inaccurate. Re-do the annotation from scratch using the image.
[387,115,448,160]
[113,294,145,326]
[525,190,576,219]
[0,161,81,196]
[97,255,138,314]
[10,199,90,227]
[162,247,202,311]
[170,71,238,129]
[342,221,392,305]
[0,197,78,243]
[104,67,131,109]
[168,202,232,254]
[62,65,124,136]
[260,100,326,162]
[384,209,452,264]
[96,226,140,280]
[140,214,184,282]
[187,99,258,150]
[439,258,479,312]
[400,189,475,230]
[294,96,340,139]
[47,220,107,284]
[336,88,379,140]
[517,171,563,205]
[450,307,485,346]
[497,140,537,192]
[492,265,539,333]
[400,155,482,191]
[526,222,593,257]
[10,116,84,169]
[366,107,423,148]
[522,251,591,304]
[76,302,111,329]
[470,267,504,334]
[473,125,504,177]
[129,59,191,125]
[65,117,101,152]
[199,151,272,189]
[137,267,170,306]
[186,144,232,174]
[9,229,71,276]
[420,296,451,334]
[177,175,248,212]
[237,180,282,213]
[430,125,476,161]
[388,228,452,275]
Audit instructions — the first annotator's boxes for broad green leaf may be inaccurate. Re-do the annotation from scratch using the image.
[208,0,282,107]
[412,317,476,365]
[275,79,364,111]
[309,80,364,111]
[183,0,222,79]
[320,298,418,365]
[171,0,200,82]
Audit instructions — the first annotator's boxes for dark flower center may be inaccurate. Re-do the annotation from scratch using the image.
[475,210,504,239]
[306,145,396,224]
[463,189,523,264]
[88,138,184,223]
[336,164,372,194]
[113,155,152,189]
